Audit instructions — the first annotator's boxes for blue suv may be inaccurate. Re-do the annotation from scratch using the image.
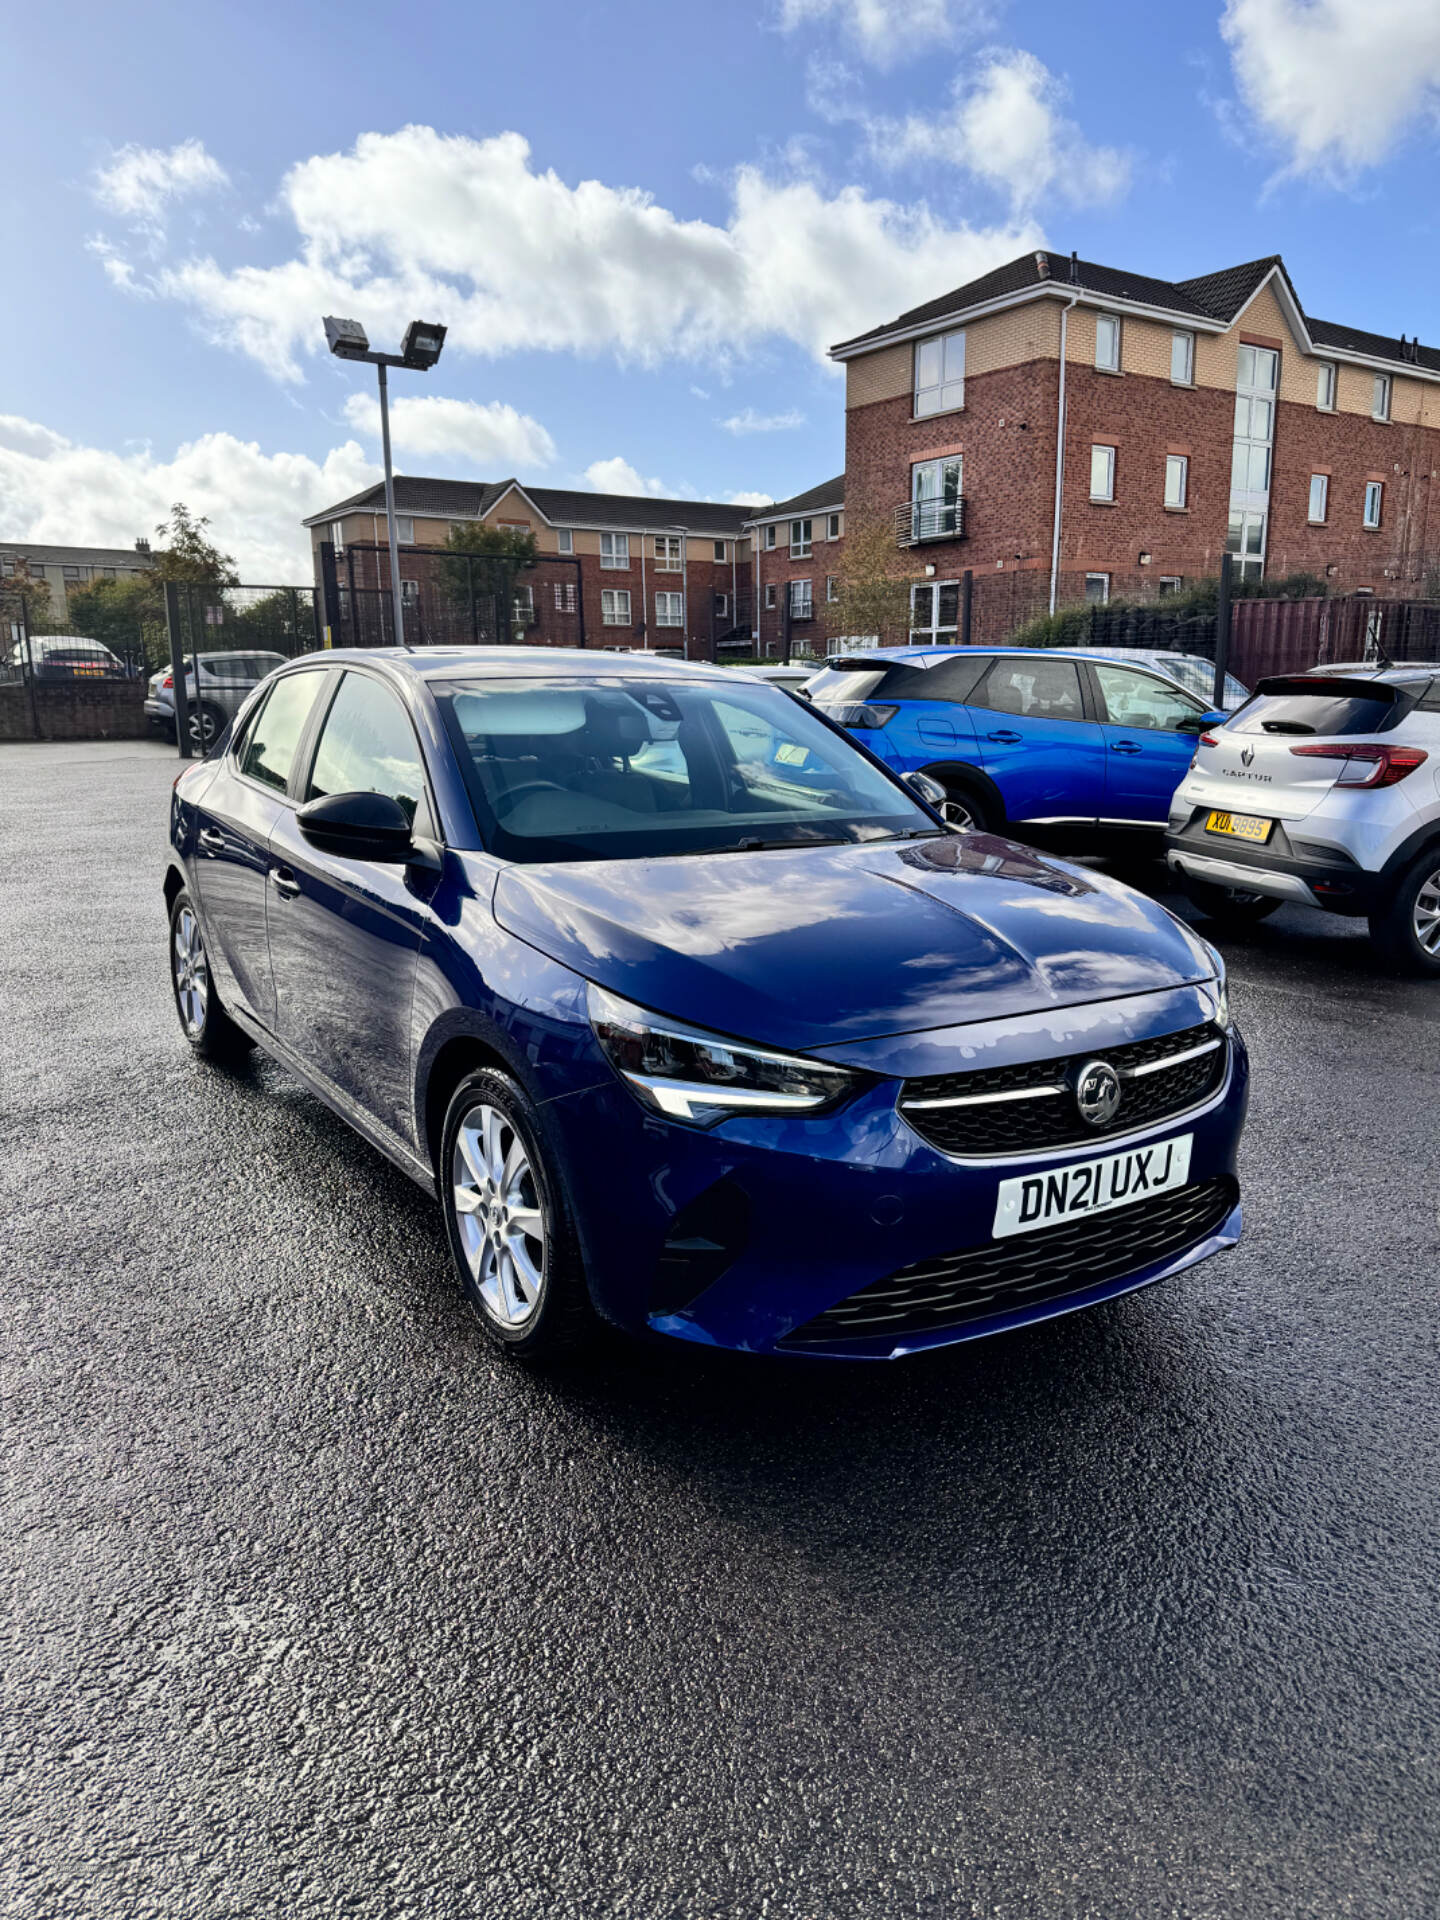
[808,647,1224,840]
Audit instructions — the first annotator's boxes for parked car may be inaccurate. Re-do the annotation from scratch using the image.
[6,636,127,682]
[147,650,286,747]
[735,663,815,691]
[805,646,1224,838]
[1069,647,1251,712]
[165,646,1246,1361]
[1167,666,1440,972]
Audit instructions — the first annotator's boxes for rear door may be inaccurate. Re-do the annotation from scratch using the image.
[190,667,329,1026]
[969,656,1105,823]
[1089,662,1207,824]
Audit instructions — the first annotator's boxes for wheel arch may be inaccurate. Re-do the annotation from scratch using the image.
[417,1017,531,1177]
[918,759,1006,825]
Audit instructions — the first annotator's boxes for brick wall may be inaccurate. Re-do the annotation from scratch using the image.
[752,534,844,653]
[0,680,148,741]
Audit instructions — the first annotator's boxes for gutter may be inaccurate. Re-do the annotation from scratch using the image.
[1049,292,1080,616]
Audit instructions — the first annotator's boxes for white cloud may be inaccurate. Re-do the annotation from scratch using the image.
[777,0,988,67]
[844,50,1130,212]
[1222,0,1440,177]
[0,414,375,581]
[722,490,776,507]
[102,126,1038,379]
[93,139,229,227]
[340,391,556,468]
[719,407,807,434]
[582,457,669,497]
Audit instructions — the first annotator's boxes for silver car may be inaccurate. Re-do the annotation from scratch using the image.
[146,651,287,747]
[1072,646,1250,711]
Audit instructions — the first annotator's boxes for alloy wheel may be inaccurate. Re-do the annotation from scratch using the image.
[451,1104,547,1328]
[941,796,976,830]
[188,706,219,747]
[1412,865,1440,955]
[172,906,209,1037]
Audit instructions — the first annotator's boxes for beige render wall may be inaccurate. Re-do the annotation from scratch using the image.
[845,302,1063,411]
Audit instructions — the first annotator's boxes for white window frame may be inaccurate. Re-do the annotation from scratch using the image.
[1090,444,1116,502]
[654,591,684,628]
[394,515,415,545]
[1316,362,1337,411]
[1095,313,1121,372]
[913,329,965,416]
[512,584,534,619]
[764,583,777,609]
[1085,572,1111,605]
[599,532,629,569]
[763,524,777,550]
[330,520,345,555]
[1364,481,1384,530]
[825,575,839,602]
[655,535,682,571]
[553,581,576,612]
[600,588,631,626]
[1373,374,1392,422]
[713,540,726,562]
[790,579,813,619]
[556,528,573,554]
[1171,331,1194,386]
[1158,575,1183,596]
[1308,474,1329,524]
[826,512,841,540]
[1164,454,1188,510]
[790,519,812,559]
[714,591,728,618]
[400,578,419,606]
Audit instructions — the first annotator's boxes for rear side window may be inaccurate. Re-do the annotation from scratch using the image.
[306,671,427,823]
[975,658,1085,722]
[807,661,949,704]
[1231,687,1401,737]
[239,671,326,792]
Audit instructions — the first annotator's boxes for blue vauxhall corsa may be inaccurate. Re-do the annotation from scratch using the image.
[807,646,1227,840]
[165,647,1247,1361]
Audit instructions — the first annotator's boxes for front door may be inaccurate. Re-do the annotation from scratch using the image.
[968,656,1105,824]
[265,669,433,1149]
[1089,662,1207,824]
[190,668,328,1026]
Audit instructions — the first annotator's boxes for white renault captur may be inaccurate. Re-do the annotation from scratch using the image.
[1165,667,1440,973]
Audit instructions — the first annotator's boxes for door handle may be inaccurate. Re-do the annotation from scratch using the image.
[1110,740,1143,755]
[269,866,301,899]
[198,828,226,852]
[986,729,1022,744]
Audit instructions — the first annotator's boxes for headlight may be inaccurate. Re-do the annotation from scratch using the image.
[588,984,860,1126]
[1203,943,1231,1029]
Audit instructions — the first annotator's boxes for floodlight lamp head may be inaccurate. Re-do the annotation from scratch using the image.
[401,320,447,370]
[324,316,370,359]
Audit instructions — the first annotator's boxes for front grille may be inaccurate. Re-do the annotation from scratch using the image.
[900,1022,1226,1157]
[780,1176,1238,1349]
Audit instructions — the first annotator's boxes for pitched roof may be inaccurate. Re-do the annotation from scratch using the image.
[745,475,845,523]
[0,540,151,570]
[305,476,754,537]
[1306,315,1440,376]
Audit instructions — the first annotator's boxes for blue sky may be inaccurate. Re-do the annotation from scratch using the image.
[3,0,1439,576]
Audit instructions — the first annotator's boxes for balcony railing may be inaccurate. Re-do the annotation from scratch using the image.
[895,498,967,547]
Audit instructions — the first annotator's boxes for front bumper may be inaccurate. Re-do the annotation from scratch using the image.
[1165,813,1380,915]
[549,993,1248,1360]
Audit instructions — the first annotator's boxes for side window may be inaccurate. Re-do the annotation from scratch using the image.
[305,672,427,824]
[978,659,1085,722]
[239,671,326,793]
[1092,664,1203,733]
[921,655,990,704]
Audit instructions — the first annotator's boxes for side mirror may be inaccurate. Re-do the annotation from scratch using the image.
[297,790,414,863]
[903,770,948,809]
[1176,709,1227,735]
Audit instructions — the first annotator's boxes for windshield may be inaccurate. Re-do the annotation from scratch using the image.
[435,675,936,863]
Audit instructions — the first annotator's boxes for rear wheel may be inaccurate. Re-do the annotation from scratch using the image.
[168,889,252,1060]
[1368,851,1440,976]
[188,701,225,750]
[1181,878,1282,924]
[936,781,996,833]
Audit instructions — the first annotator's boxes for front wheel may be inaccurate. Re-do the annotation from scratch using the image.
[440,1068,598,1359]
[1368,851,1440,975]
[936,782,996,833]
[1182,878,1282,924]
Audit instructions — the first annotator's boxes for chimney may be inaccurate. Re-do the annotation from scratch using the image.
[1069,250,1079,284]
[135,537,151,554]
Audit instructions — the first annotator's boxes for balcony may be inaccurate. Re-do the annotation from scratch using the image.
[895,498,967,547]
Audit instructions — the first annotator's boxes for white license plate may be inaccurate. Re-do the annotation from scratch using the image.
[992,1135,1193,1239]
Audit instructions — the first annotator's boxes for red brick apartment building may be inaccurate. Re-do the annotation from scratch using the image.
[303,479,754,650]
[744,477,845,654]
[833,250,1440,640]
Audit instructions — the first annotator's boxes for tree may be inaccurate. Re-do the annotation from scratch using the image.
[436,522,538,642]
[66,503,240,668]
[823,520,922,649]
[149,504,239,585]
[1,559,54,637]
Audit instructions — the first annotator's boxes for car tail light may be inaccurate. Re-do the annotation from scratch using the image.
[1199,733,1218,747]
[1289,742,1429,788]
[161,672,173,688]
[831,702,898,729]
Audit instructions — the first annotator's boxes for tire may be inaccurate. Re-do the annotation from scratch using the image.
[1368,849,1440,976]
[935,780,997,833]
[188,702,225,751]
[439,1067,598,1359]
[1182,878,1282,924]
[168,889,253,1061]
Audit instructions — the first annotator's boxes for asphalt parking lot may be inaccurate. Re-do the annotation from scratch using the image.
[2,736,1438,1920]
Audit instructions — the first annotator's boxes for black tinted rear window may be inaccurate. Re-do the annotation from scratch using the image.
[1232,685,1401,737]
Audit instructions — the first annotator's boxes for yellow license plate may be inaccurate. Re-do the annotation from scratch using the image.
[1205,809,1272,844]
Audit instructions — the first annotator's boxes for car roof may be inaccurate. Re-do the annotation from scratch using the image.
[821,644,1192,672]
[291,645,740,685]
[1301,660,1438,682]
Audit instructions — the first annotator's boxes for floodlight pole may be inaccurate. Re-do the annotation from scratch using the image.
[376,361,405,647]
